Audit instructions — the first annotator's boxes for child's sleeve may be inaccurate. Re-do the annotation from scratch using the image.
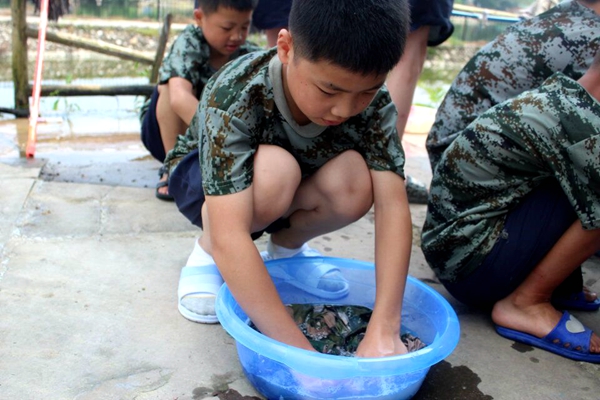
[158,26,208,88]
[359,92,406,178]
[198,106,257,196]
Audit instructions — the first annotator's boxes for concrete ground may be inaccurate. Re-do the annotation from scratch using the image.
[0,117,599,400]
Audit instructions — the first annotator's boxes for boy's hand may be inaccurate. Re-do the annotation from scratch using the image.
[355,319,408,358]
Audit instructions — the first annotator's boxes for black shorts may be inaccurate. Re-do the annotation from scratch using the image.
[409,0,454,46]
[140,86,166,162]
[443,180,583,309]
[169,149,289,240]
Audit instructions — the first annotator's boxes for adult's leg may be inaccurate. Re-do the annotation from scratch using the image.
[386,26,430,140]
[386,26,431,204]
[265,28,282,48]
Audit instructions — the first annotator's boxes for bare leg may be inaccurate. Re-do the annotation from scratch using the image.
[270,149,373,249]
[385,26,431,204]
[155,85,188,196]
[265,27,283,48]
[492,220,600,353]
[386,26,430,140]
[199,144,303,252]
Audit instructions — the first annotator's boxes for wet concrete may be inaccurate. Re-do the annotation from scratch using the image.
[414,361,494,400]
[0,114,599,399]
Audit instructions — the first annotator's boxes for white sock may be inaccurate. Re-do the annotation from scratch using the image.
[186,239,215,266]
[266,237,305,259]
[181,239,222,317]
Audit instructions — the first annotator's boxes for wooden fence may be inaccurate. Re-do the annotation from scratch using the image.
[8,0,171,117]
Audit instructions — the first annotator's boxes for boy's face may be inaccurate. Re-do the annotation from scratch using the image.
[277,30,387,127]
[194,6,253,57]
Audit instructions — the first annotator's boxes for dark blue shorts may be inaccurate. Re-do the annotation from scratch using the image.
[443,180,583,309]
[140,86,166,162]
[409,0,454,46]
[169,149,288,239]
[252,0,292,30]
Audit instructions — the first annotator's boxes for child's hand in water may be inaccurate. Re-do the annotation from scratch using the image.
[355,320,408,358]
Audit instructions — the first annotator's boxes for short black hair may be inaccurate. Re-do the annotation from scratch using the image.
[197,0,258,14]
[288,0,410,76]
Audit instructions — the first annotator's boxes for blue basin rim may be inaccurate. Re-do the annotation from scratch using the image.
[215,257,460,380]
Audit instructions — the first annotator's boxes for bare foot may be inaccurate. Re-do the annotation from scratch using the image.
[157,172,169,197]
[492,295,600,353]
[583,286,598,302]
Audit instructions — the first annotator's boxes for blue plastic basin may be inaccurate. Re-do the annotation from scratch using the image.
[215,257,460,400]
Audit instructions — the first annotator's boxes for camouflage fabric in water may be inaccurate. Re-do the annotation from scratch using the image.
[422,73,600,282]
[426,0,600,170]
[285,304,425,356]
[158,24,261,98]
[165,49,405,195]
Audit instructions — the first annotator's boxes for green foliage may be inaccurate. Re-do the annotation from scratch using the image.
[247,33,268,49]
[454,0,532,10]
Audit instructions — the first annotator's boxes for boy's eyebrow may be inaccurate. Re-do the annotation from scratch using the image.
[323,80,385,93]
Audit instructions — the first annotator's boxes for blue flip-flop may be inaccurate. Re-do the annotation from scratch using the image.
[495,312,600,363]
[552,291,600,311]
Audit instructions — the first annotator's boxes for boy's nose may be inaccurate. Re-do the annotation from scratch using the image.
[332,101,355,119]
[231,30,243,41]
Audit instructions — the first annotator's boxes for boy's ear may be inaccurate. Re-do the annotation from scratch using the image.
[277,29,293,65]
[193,8,203,26]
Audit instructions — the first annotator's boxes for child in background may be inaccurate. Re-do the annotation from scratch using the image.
[165,0,413,357]
[140,0,261,200]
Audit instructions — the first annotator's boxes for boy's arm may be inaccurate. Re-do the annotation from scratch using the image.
[205,188,315,352]
[167,77,200,125]
[356,170,411,357]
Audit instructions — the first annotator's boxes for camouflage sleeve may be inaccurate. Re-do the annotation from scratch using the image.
[508,87,600,230]
[158,25,207,88]
[199,106,256,196]
[427,1,600,171]
[359,91,406,178]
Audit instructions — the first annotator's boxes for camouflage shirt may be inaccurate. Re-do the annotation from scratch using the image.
[427,0,600,169]
[158,24,261,98]
[165,48,405,195]
[250,304,426,356]
[422,73,600,283]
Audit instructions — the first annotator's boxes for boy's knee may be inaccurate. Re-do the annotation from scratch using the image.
[253,145,302,222]
[322,151,373,219]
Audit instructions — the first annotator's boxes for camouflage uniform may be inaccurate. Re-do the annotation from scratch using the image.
[139,25,261,162]
[254,304,426,356]
[422,73,600,283]
[159,24,261,98]
[165,48,405,197]
[426,0,600,170]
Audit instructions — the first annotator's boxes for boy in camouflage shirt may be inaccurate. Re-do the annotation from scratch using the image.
[140,0,261,200]
[426,0,600,170]
[166,0,414,357]
[421,53,600,363]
